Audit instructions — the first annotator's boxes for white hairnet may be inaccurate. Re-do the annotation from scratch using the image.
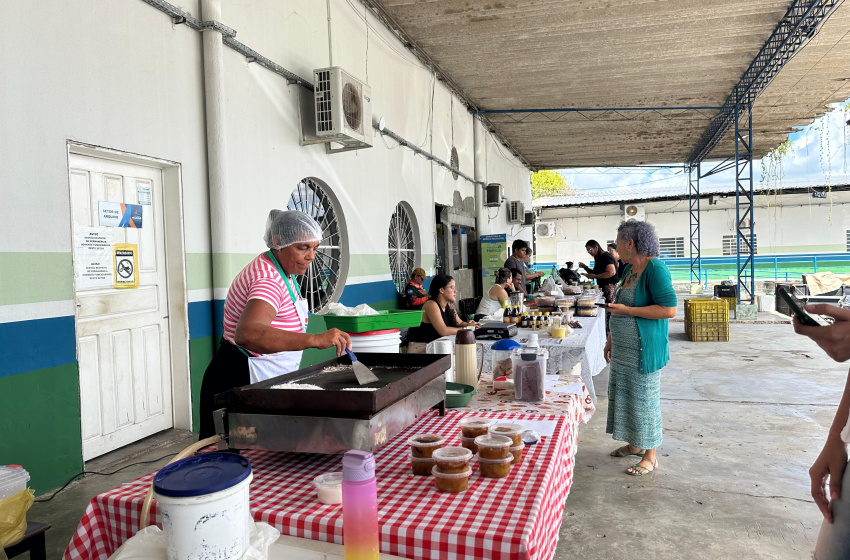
[264,210,323,250]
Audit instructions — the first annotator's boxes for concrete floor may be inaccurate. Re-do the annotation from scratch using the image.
[20,319,846,560]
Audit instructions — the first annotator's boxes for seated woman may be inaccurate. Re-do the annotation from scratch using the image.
[474,268,512,321]
[406,273,479,353]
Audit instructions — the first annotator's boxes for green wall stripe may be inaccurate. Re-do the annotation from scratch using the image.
[0,253,73,305]
[189,336,215,432]
[0,363,82,494]
[186,253,213,291]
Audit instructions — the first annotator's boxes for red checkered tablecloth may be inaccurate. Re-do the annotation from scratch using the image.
[64,411,578,560]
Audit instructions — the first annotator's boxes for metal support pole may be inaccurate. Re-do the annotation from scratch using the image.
[688,164,701,284]
[734,105,756,304]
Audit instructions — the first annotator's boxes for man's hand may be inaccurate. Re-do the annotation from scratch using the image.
[810,435,848,523]
[793,304,850,362]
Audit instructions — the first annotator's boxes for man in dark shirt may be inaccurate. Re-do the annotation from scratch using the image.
[579,239,619,302]
[607,242,627,279]
[503,240,529,295]
[404,267,429,309]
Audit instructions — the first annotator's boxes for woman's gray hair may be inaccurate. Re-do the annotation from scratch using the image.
[617,221,660,257]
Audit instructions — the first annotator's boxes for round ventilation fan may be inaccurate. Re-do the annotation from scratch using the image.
[342,82,362,131]
[626,205,639,216]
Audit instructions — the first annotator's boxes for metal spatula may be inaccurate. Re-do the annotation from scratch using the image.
[345,349,380,385]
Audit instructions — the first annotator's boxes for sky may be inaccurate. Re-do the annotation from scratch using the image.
[559,98,850,194]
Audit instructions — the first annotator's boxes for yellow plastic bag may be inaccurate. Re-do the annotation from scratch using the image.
[0,488,35,548]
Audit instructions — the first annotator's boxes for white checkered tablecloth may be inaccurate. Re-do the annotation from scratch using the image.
[64,410,578,560]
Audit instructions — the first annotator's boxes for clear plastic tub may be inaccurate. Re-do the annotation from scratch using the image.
[407,434,446,458]
[0,466,30,501]
[460,436,479,455]
[432,467,472,493]
[473,435,512,460]
[432,447,473,474]
[511,347,549,403]
[409,455,436,476]
[313,472,343,504]
[488,423,524,447]
[510,444,524,464]
[478,456,513,478]
[458,417,492,439]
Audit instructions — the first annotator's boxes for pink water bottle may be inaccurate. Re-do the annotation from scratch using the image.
[342,450,379,560]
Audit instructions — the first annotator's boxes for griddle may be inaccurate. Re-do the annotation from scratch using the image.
[215,352,450,418]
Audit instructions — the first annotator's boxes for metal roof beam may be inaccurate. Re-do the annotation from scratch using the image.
[686,0,841,164]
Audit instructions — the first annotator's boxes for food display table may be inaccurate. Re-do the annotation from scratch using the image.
[429,314,607,405]
[65,411,579,560]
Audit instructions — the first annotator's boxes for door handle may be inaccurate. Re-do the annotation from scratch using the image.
[162,316,169,319]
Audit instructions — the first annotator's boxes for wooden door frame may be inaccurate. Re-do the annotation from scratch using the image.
[66,141,192,432]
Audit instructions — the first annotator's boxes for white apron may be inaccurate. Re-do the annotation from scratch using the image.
[247,251,309,384]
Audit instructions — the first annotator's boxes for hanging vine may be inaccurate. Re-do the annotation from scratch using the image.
[759,139,791,207]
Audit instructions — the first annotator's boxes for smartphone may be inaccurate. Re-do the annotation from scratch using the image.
[776,287,830,327]
[596,303,609,308]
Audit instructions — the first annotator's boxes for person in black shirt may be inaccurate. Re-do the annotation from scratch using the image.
[503,239,529,295]
[608,242,627,279]
[559,261,582,284]
[579,239,619,303]
[406,273,479,353]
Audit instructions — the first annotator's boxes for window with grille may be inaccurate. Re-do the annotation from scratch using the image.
[287,178,348,313]
[722,234,758,256]
[388,202,420,294]
[658,237,684,258]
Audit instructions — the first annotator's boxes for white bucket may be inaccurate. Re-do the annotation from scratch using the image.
[154,472,253,560]
[349,329,401,353]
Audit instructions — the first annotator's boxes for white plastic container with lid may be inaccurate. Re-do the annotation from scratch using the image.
[348,329,401,353]
[511,340,549,403]
[0,466,30,501]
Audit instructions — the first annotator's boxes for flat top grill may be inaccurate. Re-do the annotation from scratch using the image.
[214,352,451,419]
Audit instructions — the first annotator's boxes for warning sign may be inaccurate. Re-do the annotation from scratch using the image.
[74,226,114,289]
[113,244,139,289]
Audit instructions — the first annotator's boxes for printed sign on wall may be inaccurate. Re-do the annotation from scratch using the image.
[480,234,508,281]
[113,244,139,289]
[74,226,114,289]
[99,201,143,228]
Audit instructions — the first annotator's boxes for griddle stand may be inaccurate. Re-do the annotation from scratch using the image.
[213,374,447,454]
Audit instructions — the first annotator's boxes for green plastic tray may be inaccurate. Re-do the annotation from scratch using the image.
[321,309,423,333]
[445,382,476,408]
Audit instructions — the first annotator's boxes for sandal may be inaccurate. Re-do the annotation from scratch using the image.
[610,445,644,457]
[626,458,658,476]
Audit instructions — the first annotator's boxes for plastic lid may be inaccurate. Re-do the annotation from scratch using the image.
[458,417,492,428]
[492,339,521,351]
[313,472,343,488]
[489,423,523,436]
[509,444,525,451]
[477,455,513,464]
[432,447,473,462]
[473,435,513,448]
[348,329,401,336]
[153,453,251,498]
[409,455,437,463]
[0,466,30,484]
[526,334,540,348]
[407,434,446,448]
[431,466,473,478]
[342,450,376,482]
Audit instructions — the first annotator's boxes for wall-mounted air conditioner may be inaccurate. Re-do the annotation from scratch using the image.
[312,67,373,153]
[508,201,524,224]
[523,210,534,226]
[624,204,645,222]
[484,183,503,207]
[535,222,555,238]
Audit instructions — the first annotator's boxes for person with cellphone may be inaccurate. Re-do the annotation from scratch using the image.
[793,304,850,559]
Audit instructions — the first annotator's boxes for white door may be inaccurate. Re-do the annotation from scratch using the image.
[69,154,174,461]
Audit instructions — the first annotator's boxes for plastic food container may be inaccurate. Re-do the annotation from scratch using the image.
[478,456,513,478]
[458,417,492,438]
[510,444,524,464]
[511,346,549,403]
[445,382,476,408]
[432,447,473,474]
[432,467,472,493]
[313,472,343,504]
[460,436,479,454]
[322,310,423,333]
[408,434,445,458]
[473,435,512,460]
[410,456,436,476]
[491,339,520,377]
[489,423,524,447]
[0,466,30,501]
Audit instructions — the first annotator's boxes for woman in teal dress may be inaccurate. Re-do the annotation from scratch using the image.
[604,220,677,476]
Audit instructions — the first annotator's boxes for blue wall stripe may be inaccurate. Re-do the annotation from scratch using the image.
[0,316,76,379]
[188,300,214,340]
[339,280,400,307]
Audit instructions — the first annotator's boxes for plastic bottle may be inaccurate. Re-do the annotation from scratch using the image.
[342,450,379,560]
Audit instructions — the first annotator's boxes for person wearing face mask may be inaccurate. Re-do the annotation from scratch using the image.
[198,210,352,438]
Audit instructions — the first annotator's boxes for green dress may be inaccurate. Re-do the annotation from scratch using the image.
[606,281,663,450]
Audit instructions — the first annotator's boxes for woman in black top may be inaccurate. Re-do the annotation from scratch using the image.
[406,273,479,353]
[607,242,627,279]
[579,239,620,303]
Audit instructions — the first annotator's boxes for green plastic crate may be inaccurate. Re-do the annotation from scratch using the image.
[321,309,423,333]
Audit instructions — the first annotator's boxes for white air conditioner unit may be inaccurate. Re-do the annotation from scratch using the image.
[624,204,645,222]
[484,183,503,207]
[313,67,373,153]
[535,222,555,238]
[508,200,524,224]
[523,210,534,227]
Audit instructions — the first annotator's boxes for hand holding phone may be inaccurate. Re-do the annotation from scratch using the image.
[793,302,850,362]
[596,303,609,308]
[777,287,830,327]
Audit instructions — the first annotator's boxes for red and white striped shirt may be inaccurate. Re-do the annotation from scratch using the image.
[222,254,305,349]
